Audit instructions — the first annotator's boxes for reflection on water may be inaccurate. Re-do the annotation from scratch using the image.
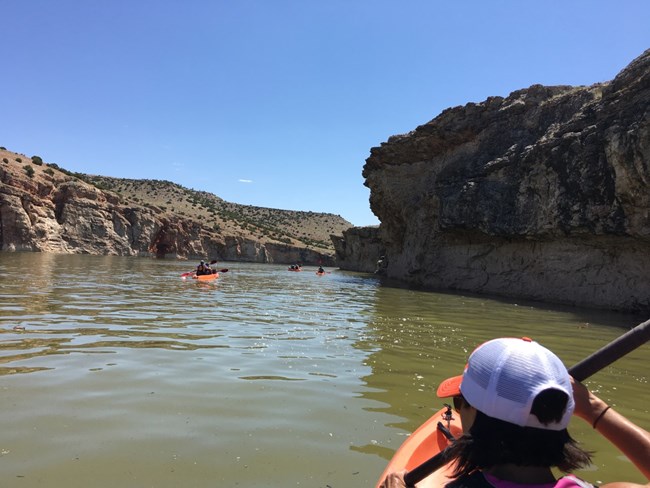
[0,253,647,487]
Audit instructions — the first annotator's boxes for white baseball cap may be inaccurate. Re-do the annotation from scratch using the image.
[437,337,574,430]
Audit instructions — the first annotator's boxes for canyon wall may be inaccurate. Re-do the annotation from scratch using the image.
[0,160,335,265]
[361,49,650,312]
[331,226,384,273]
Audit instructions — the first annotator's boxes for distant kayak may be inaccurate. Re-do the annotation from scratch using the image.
[316,271,326,276]
[192,272,219,281]
[288,267,302,272]
[375,405,461,488]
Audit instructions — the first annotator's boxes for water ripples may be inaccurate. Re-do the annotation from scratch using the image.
[0,254,647,486]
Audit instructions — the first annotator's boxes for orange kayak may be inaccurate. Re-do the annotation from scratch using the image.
[375,405,461,488]
[192,272,219,281]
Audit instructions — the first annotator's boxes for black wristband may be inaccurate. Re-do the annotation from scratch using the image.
[592,406,611,429]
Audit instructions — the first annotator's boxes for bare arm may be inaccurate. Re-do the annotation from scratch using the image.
[571,377,650,488]
[379,470,408,488]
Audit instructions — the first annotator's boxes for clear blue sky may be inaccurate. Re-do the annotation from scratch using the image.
[2,1,648,227]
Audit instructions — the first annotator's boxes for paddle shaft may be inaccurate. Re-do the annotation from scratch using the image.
[570,318,650,381]
[184,268,228,275]
[403,318,650,487]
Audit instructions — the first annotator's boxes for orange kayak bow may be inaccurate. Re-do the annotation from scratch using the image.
[375,405,461,488]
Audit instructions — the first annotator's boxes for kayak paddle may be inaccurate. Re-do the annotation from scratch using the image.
[402,318,650,487]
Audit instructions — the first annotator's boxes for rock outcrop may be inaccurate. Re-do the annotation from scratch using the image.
[0,155,337,265]
[362,49,650,312]
[331,226,384,273]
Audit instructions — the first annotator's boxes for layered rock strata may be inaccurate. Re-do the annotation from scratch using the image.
[362,49,650,312]
[0,159,335,265]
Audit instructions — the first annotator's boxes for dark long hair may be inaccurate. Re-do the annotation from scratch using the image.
[446,389,592,477]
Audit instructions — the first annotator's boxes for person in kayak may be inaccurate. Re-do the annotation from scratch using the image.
[380,337,650,488]
[196,260,208,276]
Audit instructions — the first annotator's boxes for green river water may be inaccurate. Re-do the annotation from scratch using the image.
[0,253,647,487]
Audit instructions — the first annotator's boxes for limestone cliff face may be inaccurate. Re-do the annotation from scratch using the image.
[331,226,384,273]
[0,158,335,265]
[362,49,650,312]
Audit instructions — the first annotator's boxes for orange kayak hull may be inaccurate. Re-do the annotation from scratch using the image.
[192,272,219,281]
[375,407,462,488]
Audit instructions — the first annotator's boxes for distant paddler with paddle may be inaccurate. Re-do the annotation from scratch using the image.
[180,259,229,279]
[380,323,650,488]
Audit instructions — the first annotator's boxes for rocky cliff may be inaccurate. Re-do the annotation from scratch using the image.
[362,49,650,313]
[331,226,384,273]
[0,153,346,265]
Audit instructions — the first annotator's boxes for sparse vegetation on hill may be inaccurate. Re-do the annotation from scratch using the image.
[0,148,353,253]
[85,175,352,251]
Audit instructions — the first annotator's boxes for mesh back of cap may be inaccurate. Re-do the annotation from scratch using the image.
[460,337,573,430]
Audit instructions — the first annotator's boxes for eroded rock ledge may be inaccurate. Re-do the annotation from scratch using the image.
[361,49,650,312]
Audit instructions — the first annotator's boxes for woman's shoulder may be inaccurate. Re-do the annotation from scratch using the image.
[556,475,595,488]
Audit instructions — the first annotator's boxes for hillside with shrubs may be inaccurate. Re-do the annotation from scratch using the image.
[1,147,353,254]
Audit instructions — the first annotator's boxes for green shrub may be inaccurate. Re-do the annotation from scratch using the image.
[2,158,8,164]
[44,168,55,176]
[16,157,22,163]
[23,165,35,178]
[32,155,43,166]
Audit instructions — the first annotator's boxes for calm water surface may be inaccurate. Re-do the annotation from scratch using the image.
[0,254,647,487]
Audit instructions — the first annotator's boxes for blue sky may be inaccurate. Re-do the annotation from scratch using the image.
[2,1,649,227]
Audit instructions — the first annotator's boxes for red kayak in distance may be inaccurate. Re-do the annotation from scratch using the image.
[375,405,462,488]
[181,268,228,281]
[191,272,219,281]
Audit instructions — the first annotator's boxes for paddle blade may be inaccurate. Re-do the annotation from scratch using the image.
[219,268,229,273]
[180,271,194,277]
